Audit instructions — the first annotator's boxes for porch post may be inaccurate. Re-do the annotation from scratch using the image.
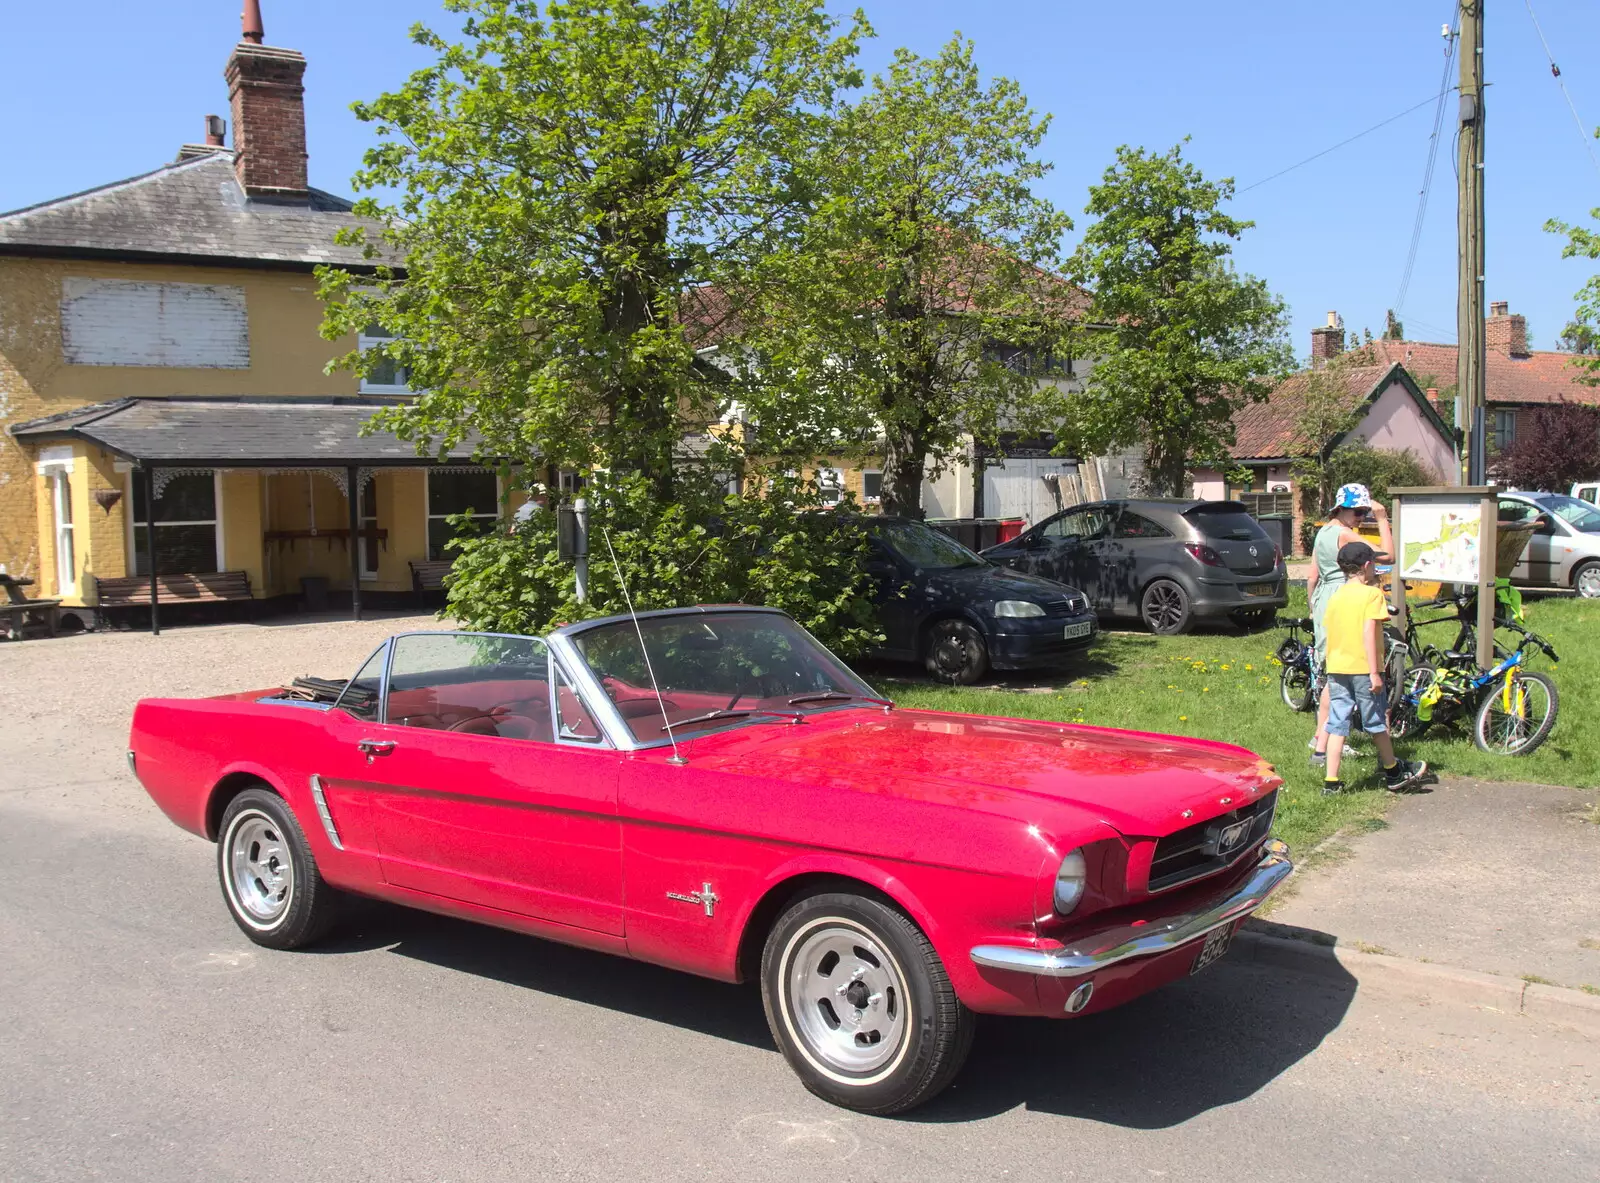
[145,465,160,636]
[347,465,362,622]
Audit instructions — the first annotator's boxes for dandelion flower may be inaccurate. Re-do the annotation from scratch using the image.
[1179,715,1188,722]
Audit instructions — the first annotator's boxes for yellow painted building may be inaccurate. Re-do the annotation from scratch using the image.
[1,23,507,626]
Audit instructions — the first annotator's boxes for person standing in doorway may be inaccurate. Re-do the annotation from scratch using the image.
[1306,483,1393,766]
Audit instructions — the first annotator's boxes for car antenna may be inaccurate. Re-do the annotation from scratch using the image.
[601,526,686,766]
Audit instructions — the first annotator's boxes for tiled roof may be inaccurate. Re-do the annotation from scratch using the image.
[0,152,397,270]
[8,397,480,465]
[1354,338,1599,408]
[1229,363,1398,460]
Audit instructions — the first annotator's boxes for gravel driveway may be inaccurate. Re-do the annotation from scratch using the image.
[0,612,449,823]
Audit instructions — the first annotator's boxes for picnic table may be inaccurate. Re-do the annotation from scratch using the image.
[0,574,61,639]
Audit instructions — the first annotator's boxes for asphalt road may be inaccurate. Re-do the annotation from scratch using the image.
[2,789,1596,1183]
[2,620,1597,1181]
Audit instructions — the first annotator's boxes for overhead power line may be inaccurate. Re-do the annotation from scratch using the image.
[1394,15,1459,319]
[1239,93,1446,194]
[1524,0,1600,179]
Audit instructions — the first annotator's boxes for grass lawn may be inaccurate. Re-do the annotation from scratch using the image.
[871,590,1598,856]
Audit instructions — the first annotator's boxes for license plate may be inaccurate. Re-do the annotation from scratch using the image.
[1244,583,1276,597]
[1190,924,1234,975]
[1064,621,1093,640]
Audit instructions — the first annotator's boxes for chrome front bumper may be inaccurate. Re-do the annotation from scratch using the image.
[971,838,1293,978]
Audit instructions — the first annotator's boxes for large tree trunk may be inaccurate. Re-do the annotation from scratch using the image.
[1142,437,1190,498]
[880,422,926,518]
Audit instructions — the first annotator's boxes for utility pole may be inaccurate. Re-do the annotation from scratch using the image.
[1456,1,1487,484]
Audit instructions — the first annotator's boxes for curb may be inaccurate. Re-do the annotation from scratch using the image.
[1233,930,1600,1037]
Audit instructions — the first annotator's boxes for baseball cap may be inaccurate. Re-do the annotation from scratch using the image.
[1337,540,1378,571]
[1332,483,1373,511]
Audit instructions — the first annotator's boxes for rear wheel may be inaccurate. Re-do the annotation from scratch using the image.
[1574,560,1600,599]
[1388,663,1435,741]
[923,619,989,685]
[1141,579,1193,635]
[217,787,340,949]
[1473,670,1558,756]
[1280,661,1314,712]
[760,892,974,1115]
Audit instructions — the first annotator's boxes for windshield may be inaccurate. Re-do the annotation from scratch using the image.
[1183,503,1271,542]
[571,612,881,743]
[1534,494,1600,533]
[875,521,986,570]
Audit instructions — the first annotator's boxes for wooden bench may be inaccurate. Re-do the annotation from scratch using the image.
[0,574,62,639]
[410,559,453,596]
[95,571,253,617]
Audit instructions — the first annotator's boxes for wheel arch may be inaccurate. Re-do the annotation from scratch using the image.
[733,866,941,986]
[204,764,291,840]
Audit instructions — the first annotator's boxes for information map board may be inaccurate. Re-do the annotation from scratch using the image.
[1397,497,1484,584]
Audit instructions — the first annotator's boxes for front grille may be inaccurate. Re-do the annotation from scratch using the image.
[1046,596,1088,617]
[1148,790,1277,893]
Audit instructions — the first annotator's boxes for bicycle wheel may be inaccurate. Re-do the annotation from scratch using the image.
[1472,670,1558,756]
[1388,663,1435,741]
[1281,661,1314,712]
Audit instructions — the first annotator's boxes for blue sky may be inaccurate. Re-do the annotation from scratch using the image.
[4,0,1599,358]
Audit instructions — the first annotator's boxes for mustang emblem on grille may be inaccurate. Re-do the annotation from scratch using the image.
[1216,818,1252,856]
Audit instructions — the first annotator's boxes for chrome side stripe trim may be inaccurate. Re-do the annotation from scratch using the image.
[308,775,344,850]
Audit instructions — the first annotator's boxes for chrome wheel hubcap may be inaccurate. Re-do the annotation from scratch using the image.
[226,811,294,925]
[1578,566,1600,598]
[785,922,908,1076]
[1146,585,1183,630]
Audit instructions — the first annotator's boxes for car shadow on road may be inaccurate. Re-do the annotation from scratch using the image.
[316,904,1356,1127]
[911,957,1358,1125]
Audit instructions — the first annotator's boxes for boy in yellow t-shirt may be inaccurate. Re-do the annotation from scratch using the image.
[1322,541,1427,795]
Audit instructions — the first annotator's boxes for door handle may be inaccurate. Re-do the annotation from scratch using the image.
[357,739,396,761]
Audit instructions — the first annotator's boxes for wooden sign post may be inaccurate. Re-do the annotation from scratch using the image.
[1389,485,1499,670]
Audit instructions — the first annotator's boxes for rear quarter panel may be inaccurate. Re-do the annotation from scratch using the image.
[129,697,380,891]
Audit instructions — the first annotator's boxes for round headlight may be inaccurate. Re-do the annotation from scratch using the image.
[1054,848,1087,914]
[994,600,1046,618]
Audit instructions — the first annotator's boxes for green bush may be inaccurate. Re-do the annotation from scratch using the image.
[441,469,882,656]
[1299,442,1441,551]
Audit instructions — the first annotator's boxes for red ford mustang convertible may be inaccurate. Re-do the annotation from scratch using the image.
[130,605,1292,1113]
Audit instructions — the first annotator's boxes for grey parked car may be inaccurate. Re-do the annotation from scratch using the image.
[981,499,1288,634]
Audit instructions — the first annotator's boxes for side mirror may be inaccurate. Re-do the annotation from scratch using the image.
[864,558,898,577]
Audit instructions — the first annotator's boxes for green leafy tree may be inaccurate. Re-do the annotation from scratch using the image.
[1547,208,1600,383]
[1288,352,1369,518]
[1060,143,1295,496]
[736,37,1076,517]
[319,0,867,498]
[1556,319,1599,356]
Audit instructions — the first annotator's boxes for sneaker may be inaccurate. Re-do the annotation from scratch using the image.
[1383,759,1428,792]
[1310,750,1327,768]
[1321,779,1346,796]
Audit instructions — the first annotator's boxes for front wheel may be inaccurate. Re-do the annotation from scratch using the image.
[1473,670,1558,756]
[760,892,974,1115]
[1388,663,1435,741]
[217,787,340,949]
[1141,579,1193,635]
[923,619,989,685]
[1574,560,1600,599]
[1280,661,1314,712]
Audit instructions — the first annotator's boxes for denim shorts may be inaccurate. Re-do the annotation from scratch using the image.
[1326,673,1388,736]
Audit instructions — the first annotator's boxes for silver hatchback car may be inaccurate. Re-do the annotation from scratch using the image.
[1498,492,1600,598]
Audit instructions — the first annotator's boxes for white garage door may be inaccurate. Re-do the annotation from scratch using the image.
[983,458,1081,526]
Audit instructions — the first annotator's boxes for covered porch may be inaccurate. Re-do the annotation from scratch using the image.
[11,397,514,631]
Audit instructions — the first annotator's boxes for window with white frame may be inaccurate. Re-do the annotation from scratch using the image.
[862,470,883,504]
[130,470,220,575]
[42,463,76,595]
[358,324,410,393]
[815,466,844,505]
[1492,409,1517,452]
[426,469,500,561]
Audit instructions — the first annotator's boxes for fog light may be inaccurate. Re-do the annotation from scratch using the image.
[1064,981,1094,1014]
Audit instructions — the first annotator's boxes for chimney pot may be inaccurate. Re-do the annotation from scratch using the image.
[242,0,265,44]
[1486,302,1529,358]
[1425,387,1440,403]
[204,114,226,146]
[1490,300,1509,317]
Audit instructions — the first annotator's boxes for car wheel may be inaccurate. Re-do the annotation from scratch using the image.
[923,619,988,685]
[760,891,975,1115]
[217,787,340,950]
[1574,560,1600,599]
[1141,579,1193,635]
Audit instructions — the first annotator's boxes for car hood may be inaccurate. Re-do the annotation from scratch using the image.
[923,562,1084,602]
[686,708,1279,839]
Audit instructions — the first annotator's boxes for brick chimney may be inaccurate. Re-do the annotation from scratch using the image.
[225,2,309,201]
[1310,311,1345,368]
[1486,300,1529,358]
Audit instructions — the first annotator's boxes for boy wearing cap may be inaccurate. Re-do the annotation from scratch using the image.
[1321,540,1427,794]
[1308,483,1393,765]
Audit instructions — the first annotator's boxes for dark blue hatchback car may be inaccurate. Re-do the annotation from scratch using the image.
[862,517,1097,684]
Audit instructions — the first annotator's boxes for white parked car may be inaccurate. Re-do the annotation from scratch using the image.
[1499,492,1600,598]
[1573,482,1598,507]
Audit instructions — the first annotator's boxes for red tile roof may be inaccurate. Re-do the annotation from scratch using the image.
[1229,363,1398,460]
[1355,338,1600,408]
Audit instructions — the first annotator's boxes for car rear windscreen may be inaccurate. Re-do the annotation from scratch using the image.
[1183,503,1270,541]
